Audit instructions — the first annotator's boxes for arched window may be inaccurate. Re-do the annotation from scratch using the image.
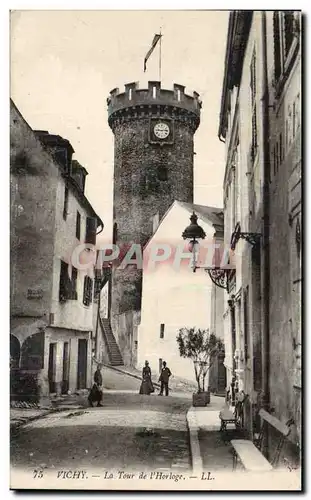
[10,335,20,369]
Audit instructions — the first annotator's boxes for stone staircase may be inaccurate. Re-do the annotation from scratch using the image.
[100,317,124,366]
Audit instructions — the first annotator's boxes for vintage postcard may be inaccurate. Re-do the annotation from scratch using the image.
[10,9,302,491]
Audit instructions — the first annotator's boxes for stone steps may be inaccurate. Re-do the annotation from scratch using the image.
[100,318,124,366]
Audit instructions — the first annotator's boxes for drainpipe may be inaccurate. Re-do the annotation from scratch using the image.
[228,298,237,405]
[261,11,271,413]
[95,284,101,362]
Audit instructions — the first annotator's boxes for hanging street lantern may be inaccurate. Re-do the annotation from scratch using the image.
[182,211,232,292]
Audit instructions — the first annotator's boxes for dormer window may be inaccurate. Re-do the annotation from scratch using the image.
[177,89,181,102]
[129,88,132,100]
[153,86,156,99]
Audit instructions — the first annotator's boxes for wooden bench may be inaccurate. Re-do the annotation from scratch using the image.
[219,392,247,432]
[231,409,294,471]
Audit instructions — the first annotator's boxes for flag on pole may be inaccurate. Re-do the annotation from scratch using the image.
[144,34,162,72]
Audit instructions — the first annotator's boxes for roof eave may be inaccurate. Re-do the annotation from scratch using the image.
[218,11,253,140]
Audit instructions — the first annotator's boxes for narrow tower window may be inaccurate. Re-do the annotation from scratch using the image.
[177,89,181,102]
[113,222,118,245]
[160,324,165,339]
[153,86,156,99]
[158,164,168,181]
[129,88,132,100]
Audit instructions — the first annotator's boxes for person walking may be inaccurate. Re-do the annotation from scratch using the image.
[88,364,103,407]
[158,361,171,396]
[139,360,154,395]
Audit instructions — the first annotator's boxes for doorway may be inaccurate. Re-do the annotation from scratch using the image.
[10,335,20,369]
[77,339,88,390]
[217,356,227,394]
[48,343,57,393]
[62,342,70,394]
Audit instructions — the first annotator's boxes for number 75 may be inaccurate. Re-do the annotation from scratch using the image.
[33,469,43,478]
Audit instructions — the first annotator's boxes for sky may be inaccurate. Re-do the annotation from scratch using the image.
[10,10,229,242]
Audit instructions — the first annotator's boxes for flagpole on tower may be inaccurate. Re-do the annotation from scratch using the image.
[159,28,162,82]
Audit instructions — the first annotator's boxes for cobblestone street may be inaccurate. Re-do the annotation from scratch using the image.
[11,392,191,474]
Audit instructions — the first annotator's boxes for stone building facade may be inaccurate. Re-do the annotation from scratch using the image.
[136,201,225,386]
[107,81,201,365]
[219,11,301,459]
[10,100,103,401]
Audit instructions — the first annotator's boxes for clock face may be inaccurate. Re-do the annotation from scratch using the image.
[154,122,170,139]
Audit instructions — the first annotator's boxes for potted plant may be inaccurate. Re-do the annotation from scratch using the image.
[176,327,224,407]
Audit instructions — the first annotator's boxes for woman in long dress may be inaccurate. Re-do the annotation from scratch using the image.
[139,361,154,395]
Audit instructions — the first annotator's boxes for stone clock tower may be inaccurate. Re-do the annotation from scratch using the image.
[107,81,201,364]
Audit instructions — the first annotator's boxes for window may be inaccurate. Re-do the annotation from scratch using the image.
[273,11,300,90]
[59,261,78,302]
[53,147,68,170]
[113,222,118,246]
[83,276,93,306]
[63,186,69,220]
[284,11,296,57]
[157,164,168,181]
[160,323,165,339]
[153,86,156,98]
[293,102,296,139]
[76,211,81,240]
[272,145,276,178]
[287,104,293,148]
[293,93,300,139]
[279,133,284,164]
[250,49,258,163]
[85,216,97,245]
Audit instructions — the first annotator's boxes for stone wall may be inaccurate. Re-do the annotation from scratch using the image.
[112,310,140,367]
[10,101,58,318]
[268,58,301,445]
[10,100,100,398]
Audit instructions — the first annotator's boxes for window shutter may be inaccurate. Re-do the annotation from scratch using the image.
[83,276,93,306]
[76,211,81,240]
[70,267,78,300]
[273,12,282,82]
[284,11,295,57]
[85,216,97,245]
[59,261,70,302]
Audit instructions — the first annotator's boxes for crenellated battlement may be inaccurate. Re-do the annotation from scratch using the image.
[107,81,202,126]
